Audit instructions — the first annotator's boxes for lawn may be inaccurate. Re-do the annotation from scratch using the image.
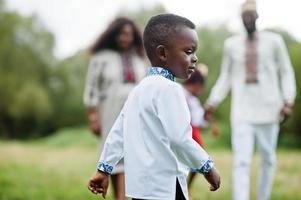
[0,127,300,200]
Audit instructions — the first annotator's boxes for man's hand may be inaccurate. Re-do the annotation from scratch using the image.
[87,171,109,198]
[280,102,293,123]
[203,167,221,191]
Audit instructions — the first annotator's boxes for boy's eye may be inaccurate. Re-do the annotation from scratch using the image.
[185,50,193,55]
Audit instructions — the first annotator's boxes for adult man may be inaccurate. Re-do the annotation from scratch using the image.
[205,0,296,200]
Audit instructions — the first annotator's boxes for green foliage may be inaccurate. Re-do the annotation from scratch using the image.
[10,82,53,120]
[49,52,89,128]
[0,2,87,138]
[279,42,301,147]
[289,44,301,135]
[33,126,97,148]
[0,3,55,138]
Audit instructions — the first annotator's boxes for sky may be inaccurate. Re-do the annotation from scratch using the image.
[6,0,301,59]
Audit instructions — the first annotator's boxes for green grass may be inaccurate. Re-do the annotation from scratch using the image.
[0,127,300,200]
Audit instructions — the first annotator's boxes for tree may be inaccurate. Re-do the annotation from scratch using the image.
[49,51,88,129]
[0,1,55,138]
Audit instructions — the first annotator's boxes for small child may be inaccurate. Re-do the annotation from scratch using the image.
[183,64,209,148]
[182,64,219,196]
[87,14,220,200]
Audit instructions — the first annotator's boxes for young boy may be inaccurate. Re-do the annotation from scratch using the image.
[183,64,208,148]
[87,14,220,200]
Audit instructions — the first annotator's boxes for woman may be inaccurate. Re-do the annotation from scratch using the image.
[83,17,146,200]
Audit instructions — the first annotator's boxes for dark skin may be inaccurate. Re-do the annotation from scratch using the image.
[184,83,205,97]
[87,26,220,198]
[87,108,100,136]
[116,24,134,52]
[205,10,293,122]
[242,10,258,39]
[152,26,199,79]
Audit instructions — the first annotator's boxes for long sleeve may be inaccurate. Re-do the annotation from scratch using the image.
[189,96,208,128]
[97,110,125,174]
[207,40,232,107]
[157,84,210,170]
[83,57,100,108]
[276,36,297,104]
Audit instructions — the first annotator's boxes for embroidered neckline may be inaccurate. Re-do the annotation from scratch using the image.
[147,67,175,81]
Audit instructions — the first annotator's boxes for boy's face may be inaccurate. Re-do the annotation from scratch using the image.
[193,84,205,97]
[165,27,198,79]
[185,83,205,97]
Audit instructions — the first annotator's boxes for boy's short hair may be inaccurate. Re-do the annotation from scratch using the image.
[143,14,196,61]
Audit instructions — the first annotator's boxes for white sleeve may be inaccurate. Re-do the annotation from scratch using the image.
[97,109,124,174]
[206,40,232,107]
[276,36,297,104]
[83,56,100,108]
[157,84,211,170]
[189,97,208,128]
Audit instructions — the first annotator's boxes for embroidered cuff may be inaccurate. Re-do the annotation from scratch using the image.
[200,159,214,174]
[190,159,214,174]
[96,162,113,174]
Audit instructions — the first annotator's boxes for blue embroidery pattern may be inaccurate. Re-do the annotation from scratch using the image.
[96,162,113,174]
[190,159,214,174]
[147,67,175,81]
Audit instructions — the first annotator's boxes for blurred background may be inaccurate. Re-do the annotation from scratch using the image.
[0,0,300,199]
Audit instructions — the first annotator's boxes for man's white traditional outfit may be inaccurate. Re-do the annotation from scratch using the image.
[206,1,296,199]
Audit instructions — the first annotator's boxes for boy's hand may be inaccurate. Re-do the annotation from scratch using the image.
[203,167,220,191]
[204,104,215,121]
[211,126,220,138]
[88,171,109,198]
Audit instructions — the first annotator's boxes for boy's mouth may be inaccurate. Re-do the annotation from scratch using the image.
[188,66,195,73]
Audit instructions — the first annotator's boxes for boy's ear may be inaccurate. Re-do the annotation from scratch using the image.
[155,45,168,62]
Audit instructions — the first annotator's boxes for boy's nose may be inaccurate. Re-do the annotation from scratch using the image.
[192,55,198,63]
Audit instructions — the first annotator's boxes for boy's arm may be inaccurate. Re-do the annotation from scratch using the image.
[189,97,208,128]
[158,84,212,172]
[157,84,220,190]
[97,110,125,173]
[88,109,125,197]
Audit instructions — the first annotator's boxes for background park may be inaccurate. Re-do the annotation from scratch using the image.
[0,0,300,199]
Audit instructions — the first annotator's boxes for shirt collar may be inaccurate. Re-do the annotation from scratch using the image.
[147,66,175,82]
